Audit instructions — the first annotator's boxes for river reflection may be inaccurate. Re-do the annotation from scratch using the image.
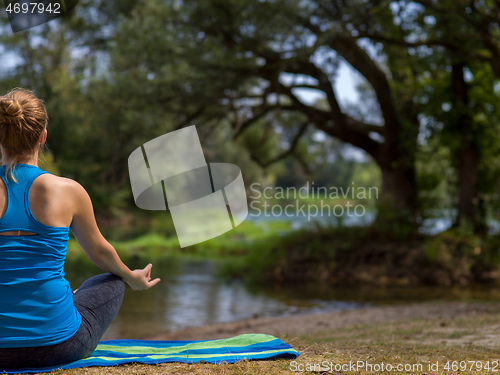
[65,257,364,339]
[64,257,500,340]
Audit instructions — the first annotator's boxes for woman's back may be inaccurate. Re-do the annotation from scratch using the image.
[0,165,74,230]
[0,164,81,348]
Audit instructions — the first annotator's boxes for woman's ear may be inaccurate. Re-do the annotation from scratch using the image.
[40,128,47,144]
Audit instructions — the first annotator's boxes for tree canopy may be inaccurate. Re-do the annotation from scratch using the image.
[0,0,499,234]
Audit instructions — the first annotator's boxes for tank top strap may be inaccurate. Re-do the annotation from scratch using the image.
[0,164,52,232]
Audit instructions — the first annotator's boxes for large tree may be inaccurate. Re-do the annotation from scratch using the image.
[125,0,424,226]
[356,0,500,232]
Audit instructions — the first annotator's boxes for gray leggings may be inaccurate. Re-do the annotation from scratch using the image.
[0,273,125,369]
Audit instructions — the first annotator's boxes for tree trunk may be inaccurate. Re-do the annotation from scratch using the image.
[314,119,419,229]
[451,63,485,233]
[457,144,480,226]
[374,154,418,231]
[380,165,417,213]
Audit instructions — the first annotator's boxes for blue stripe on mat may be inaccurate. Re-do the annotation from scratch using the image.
[0,333,300,374]
[90,341,293,358]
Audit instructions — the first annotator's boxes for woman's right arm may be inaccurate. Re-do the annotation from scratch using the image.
[67,180,161,290]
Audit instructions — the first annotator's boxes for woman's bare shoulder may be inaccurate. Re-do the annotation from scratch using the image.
[29,174,89,227]
[36,173,84,190]
[33,173,89,203]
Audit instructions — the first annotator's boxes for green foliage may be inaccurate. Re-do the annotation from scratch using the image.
[38,149,60,176]
[1,0,500,251]
[67,219,292,262]
[219,221,500,286]
[421,222,500,285]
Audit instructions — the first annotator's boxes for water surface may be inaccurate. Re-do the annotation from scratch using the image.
[65,257,500,340]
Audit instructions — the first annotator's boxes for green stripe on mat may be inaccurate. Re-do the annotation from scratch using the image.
[96,333,277,354]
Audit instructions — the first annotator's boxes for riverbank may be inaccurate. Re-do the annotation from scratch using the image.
[221,225,500,286]
[43,301,500,374]
[142,301,500,343]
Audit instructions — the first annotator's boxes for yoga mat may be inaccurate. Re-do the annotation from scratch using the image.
[1,333,300,374]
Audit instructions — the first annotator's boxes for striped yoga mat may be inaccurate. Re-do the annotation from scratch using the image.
[2,333,300,374]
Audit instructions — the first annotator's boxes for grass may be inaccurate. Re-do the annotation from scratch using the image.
[25,342,500,375]
[247,195,377,212]
[31,306,500,374]
[66,220,293,262]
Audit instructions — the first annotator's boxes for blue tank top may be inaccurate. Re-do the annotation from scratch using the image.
[0,163,82,348]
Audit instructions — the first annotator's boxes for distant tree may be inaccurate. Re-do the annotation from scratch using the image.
[362,1,500,232]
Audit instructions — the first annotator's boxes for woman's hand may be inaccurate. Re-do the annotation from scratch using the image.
[124,263,161,291]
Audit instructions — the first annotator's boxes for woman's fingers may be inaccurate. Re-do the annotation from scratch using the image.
[126,264,159,290]
[145,263,153,278]
[148,278,161,287]
[142,264,159,288]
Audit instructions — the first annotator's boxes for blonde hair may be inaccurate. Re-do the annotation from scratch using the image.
[0,88,48,182]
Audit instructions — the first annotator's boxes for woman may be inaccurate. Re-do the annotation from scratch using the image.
[0,88,161,369]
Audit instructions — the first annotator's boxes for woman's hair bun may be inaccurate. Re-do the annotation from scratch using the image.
[0,97,23,124]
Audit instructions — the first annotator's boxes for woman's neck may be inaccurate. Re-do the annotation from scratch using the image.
[0,154,39,167]
[1,160,38,167]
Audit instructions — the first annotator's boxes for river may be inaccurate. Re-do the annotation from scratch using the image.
[64,255,500,340]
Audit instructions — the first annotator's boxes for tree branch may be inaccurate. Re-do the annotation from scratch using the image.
[298,19,401,139]
[355,29,495,64]
[314,120,383,164]
[408,0,500,76]
[231,103,297,139]
[274,81,383,161]
[249,121,309,168]
[174,104,206,130]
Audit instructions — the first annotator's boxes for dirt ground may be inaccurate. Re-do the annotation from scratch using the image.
[17,301,500,375]
[141,301,500,345]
